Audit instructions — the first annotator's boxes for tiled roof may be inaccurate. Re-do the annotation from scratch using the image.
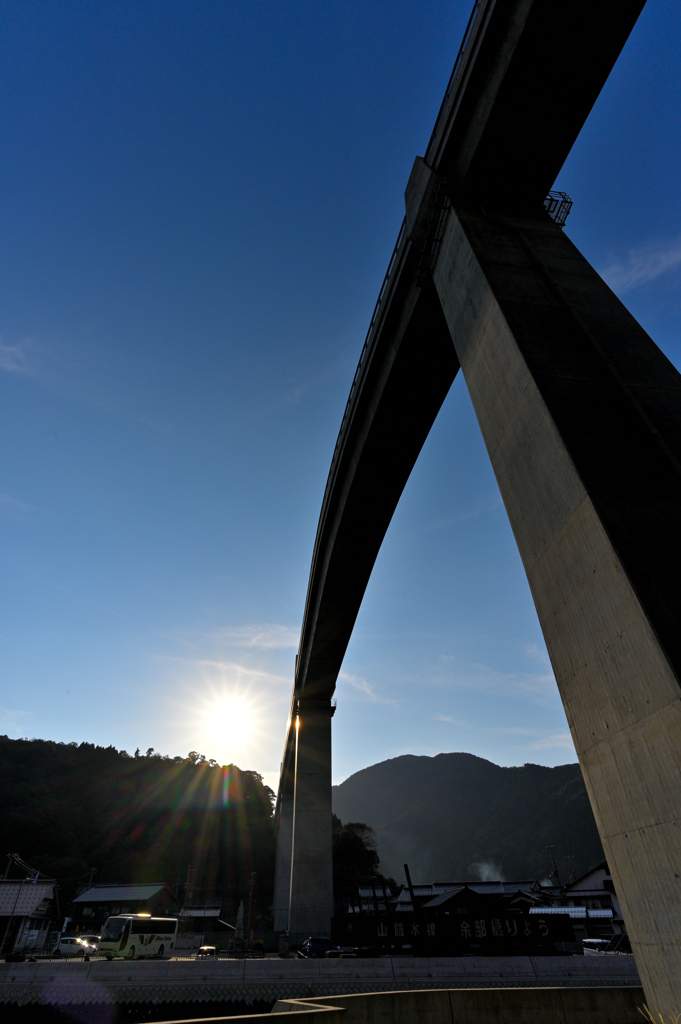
[179,908,220,918]
[73,883,168,903]
[528,906,613,918]
[394,880,542,905]
[0,880,56,916]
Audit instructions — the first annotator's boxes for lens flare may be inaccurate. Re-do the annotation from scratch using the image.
[203,693,255,749]
[162,656,287,786]
[174,673,274,769]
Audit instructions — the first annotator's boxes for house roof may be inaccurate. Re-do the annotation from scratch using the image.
[565,861,609,891]
[529,906,613,919]
[73,883,170,904]
[393,880,545,904]
[421,886,541,909]
[179,907,220,918]
[0,880,56,917]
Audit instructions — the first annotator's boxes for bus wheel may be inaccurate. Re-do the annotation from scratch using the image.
[127,946,135,960]
[158,945,164,957]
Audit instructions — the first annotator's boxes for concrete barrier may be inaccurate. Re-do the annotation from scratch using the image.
[150,986,646,1023]
[275,987,646,1023]
[0,955,642,1012]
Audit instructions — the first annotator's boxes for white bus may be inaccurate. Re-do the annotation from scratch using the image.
[98,914,178,959]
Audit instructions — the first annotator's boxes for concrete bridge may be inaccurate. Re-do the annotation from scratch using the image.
[273,0,681,1015]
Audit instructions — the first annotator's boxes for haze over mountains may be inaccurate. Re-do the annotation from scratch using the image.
[332,753,603,885]
[1,735,604,907]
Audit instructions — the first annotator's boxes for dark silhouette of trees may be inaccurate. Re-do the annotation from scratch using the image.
[0,735,275,919]
[332,815,397,898]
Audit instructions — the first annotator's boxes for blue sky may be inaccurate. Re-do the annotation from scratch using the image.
[1,0,680,791]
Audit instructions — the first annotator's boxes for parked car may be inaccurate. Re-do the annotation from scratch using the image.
[583,935,631,955]
[54,936,87,956]
[300,936,340,958]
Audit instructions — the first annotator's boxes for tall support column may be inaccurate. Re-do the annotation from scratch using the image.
[272,792,293,933]
[431,202,681,1016]
[287,698,335,944]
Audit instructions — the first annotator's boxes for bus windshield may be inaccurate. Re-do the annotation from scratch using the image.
[100,918,126,941]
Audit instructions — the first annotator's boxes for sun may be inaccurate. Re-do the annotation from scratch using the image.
[203,694,256,749]
[180,679,272,767]
[165,659,284,775]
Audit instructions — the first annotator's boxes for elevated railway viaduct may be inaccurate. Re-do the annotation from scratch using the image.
[273,1,681,1015]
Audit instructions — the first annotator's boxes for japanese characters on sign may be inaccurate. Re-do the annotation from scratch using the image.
[334,910,572,954]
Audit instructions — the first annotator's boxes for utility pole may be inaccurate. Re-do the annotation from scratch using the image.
[286,712,300,934]
[247,872,256,946]
[546,846,561,886]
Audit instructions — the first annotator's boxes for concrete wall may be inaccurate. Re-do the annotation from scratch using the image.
[274,986,645,1024]
[432,205,681,1017]
[0,955,641,1009]
[149,986,645,1023]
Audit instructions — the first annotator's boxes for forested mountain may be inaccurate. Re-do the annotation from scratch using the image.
[333,753,604,884]
[1,737,604,918]
[0,735,275,918]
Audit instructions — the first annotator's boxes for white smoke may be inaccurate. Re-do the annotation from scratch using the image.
[469,860,504,882]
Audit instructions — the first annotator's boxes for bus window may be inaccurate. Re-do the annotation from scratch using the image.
[100,918,126,943]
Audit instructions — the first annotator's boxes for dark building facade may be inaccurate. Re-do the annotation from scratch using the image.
[71,883,175,933]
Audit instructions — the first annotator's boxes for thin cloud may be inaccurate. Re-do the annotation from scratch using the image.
[0,338,32,374]
[156,654,289,684]
[529,731,574,751]
[0,493,36,513]
[339,672,397,705]
[524,644,549,664]
[602,237,681,293]
[492,726,540,737]
[491,726,576,753]
[434,712,467,725]
[214,624,300,650]
[428,496,502,534]
[443,661,559,707]
[0,706,33,736]
[193,659,288,683]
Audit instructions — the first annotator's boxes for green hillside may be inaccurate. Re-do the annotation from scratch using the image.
[332,752,604,884]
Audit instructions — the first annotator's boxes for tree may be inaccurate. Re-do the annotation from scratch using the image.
[332,816,397,898]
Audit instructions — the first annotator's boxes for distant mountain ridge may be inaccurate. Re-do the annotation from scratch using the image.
[332,752,603,884]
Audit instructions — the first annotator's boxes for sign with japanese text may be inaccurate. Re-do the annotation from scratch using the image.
[332,910,575,955]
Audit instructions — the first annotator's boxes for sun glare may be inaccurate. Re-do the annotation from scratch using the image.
[177,678,274,768]
[204,694,256,748]
[166,658,287,776]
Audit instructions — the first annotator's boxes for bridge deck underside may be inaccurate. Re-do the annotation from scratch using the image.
[272,0,681,1016]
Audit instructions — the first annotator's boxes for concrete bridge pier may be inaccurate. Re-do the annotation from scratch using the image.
[428,196,681,1016]
[272,792,293,933]
[274,698,335,944]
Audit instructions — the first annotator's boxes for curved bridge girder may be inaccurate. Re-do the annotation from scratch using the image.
[277,0,646,802]
[279,268,458,794]
[272,5,681,1018]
